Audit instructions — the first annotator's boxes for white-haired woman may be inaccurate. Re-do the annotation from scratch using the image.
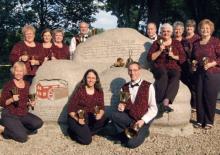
[10,25,44,83]
[0,61,43,142]
[148,23,185,113]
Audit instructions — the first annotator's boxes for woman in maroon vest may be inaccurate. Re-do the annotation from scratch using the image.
[148,23,186,112]
[10,25,44,84]
[67,69,106,145]
[51,29,70,60]
[0,62,43,142]
[192,19,220,129]
[41,28,53,61]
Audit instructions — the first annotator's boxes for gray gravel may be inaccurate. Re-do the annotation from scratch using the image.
[0,103,220,155]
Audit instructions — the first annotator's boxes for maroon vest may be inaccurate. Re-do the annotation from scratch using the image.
[122,80,151,121]
[75,33,90,46]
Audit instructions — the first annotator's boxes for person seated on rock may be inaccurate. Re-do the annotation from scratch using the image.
[41,28,54,61]
[0,61,43,143]
[10,25,44,84]
[110,62,158,148]
[69,22,90,59]
[146,22,159,42]
[192,19,220,130]
[51,28,70,60]
[147,23,186,113]
[67,69,106,145]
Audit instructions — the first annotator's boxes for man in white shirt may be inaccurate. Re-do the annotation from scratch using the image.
[146,22,158,41]
[110,61,158,148]
[69,22,90,59]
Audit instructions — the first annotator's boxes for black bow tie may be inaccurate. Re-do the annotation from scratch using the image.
[131,83,139,88]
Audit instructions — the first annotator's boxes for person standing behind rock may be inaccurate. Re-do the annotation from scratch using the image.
[10,25,44,84]
[51,28,70,60]
[146,22,159,42]
[41,28,54,61]
[69,22,90,59]
[192,19,220,129]
[67,69,106,145]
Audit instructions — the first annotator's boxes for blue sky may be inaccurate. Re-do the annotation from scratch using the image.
[92,10,117,30]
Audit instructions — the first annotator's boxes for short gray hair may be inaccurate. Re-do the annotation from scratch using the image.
[173,21,184,30]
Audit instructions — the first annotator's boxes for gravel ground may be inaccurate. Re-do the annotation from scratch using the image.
[0,103,220,155]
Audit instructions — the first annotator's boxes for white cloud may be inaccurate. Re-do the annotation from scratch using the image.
[92,10,117,30]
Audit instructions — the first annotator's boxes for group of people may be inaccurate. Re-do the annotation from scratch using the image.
[0,18,219,149]
[147,19,220,130]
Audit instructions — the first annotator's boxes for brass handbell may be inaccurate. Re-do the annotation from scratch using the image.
[119,91,131,103]
[77,109,85,119]
[125,124,140,139]
[157,38,164,46]
[126,49,134,67]
[202,57,209,66]
[28,93,36,110]
[191,60,198,72]
[11,87,18,95]
[94,105,100,115]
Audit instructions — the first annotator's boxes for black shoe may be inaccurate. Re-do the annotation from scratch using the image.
[27,129,38,135]
[163,106,174,113]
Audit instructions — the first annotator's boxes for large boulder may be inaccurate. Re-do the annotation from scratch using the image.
[30,28,192,136]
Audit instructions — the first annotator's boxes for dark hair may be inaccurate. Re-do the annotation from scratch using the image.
[128,61,141,69]
[185,19,196,28]
[80,69,102,91]
[41,28,52,38]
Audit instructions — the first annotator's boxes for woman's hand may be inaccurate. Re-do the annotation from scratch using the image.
[204,61,217,70]
[78,118,85,125]
[168,51,179,60]
[30,59,40,66]
[95,109,104,120]
[12,94,19,102]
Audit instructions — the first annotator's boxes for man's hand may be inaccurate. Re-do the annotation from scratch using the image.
[134,120,145,129]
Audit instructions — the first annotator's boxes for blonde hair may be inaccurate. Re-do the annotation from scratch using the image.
[198,19,215,35]
[52,28,64,37]
[11,61,27,75]
[22,25,36,35]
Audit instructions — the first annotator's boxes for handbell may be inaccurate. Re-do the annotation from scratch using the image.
[77,109,85,119]
[191,60,198,72]
[157,39,164,46]
[94,105,100,114]
[119,91,131,103]
[202,57,209,66]
[126,49,134,67]
[11,87,18,95]
[125,124,139,139]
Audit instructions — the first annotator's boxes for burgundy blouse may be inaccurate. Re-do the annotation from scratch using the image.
[182,34,200,59]
[192,37,220,73]
[0,80,30,116]
[148,39,186,71]
[41,44,54,60]
[10,41,44,76]
[67,85,104,114]
[51,43,70,60]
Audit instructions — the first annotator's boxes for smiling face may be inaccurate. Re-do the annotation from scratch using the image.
[200,24,211,38]
[43,31,52,43]
[186,26,195,35]
[54,32,63,43]
[147,23,157,38]
[174,25,184,38]
[80,23,89,35]
[161,27,172,40]
[24,29,35,43]
[14,66,25,80]
[128,63,141,82]
[86,71,97,88]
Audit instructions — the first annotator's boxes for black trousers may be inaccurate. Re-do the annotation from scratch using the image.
[1,109,43,143]
[153,68,180,103]
[181,63,197,109]
[67,114,106,145]
[196,72,220,125]
[111,111,151,148]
